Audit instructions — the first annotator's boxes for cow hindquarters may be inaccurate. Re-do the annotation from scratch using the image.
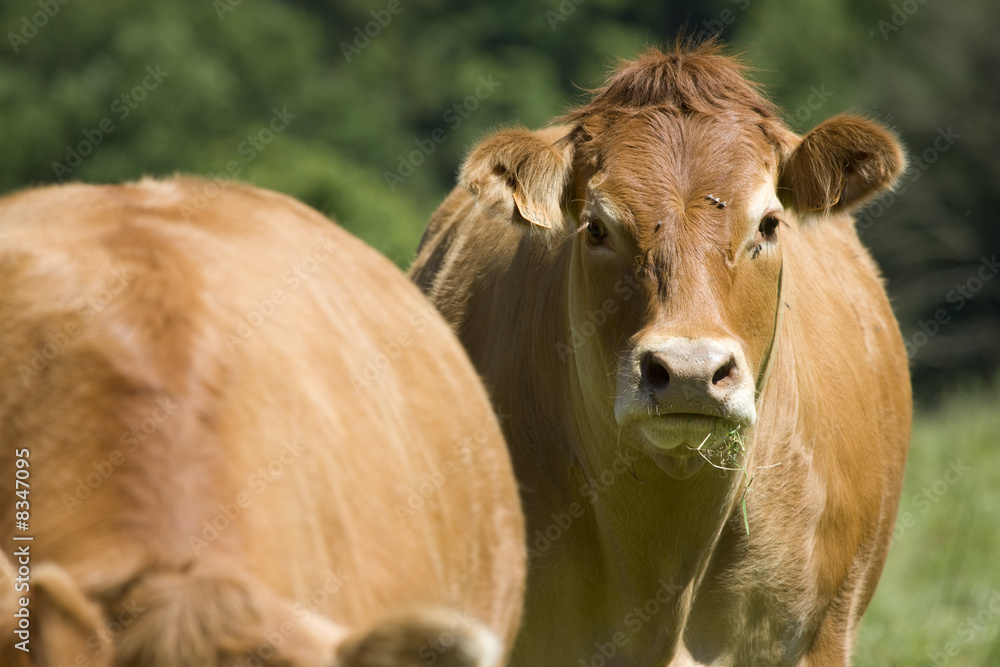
[0,558,501,667]
[117,567,503,667]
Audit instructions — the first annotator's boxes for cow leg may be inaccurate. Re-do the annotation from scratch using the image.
[799,601,855,667]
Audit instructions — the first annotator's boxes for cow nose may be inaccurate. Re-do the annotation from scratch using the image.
[640,338,743,412]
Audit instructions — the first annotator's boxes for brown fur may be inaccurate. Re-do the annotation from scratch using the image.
[411,42,910,666]
[778,113,907,212]
[0,178,525,666]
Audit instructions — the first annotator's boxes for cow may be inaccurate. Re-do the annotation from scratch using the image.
[0,177,525,667]
[410,42,912,666]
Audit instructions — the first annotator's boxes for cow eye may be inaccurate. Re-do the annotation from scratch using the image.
[586,217,607,244]
[759,214,779,240]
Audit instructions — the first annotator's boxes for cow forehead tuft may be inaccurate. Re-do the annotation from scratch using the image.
[559,42,793,156]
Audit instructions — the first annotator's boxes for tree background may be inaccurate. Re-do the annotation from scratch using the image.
[1,0,996,401]
[2,0,999,664]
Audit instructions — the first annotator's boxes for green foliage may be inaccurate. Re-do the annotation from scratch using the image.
[855,376,1000,666]
[0,0,994,388]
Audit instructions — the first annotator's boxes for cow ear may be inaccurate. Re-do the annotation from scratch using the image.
[459,126,574,230]
[778,114,906,214]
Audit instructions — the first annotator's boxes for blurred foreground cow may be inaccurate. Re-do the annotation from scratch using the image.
[411,43,911,665]
[0,178,524,667]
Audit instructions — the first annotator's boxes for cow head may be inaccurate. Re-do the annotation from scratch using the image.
[460,45,905,479]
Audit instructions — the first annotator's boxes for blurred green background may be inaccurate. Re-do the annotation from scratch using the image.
[2,0,997,663]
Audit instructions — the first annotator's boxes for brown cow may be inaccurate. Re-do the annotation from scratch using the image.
[0,178,525,666]
[411,43,911,666]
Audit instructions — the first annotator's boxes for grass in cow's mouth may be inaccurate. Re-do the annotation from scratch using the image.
[696,427,780,536]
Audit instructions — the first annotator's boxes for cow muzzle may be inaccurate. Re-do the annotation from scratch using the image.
[614,336,757,475]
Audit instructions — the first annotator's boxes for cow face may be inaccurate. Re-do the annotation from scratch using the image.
[460,51,904,478]
[567,110,785,478]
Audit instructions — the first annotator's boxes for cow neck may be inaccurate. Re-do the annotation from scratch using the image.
[754,260,784,404]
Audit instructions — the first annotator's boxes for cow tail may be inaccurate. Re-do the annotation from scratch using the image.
[335,607,503,667]
[0,558,501,667]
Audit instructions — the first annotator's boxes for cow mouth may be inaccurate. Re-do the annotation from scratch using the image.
[636,413,741,453]
[631,413,745,480]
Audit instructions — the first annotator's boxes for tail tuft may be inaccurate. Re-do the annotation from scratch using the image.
[337,608,502,667]
[1,558,504,667]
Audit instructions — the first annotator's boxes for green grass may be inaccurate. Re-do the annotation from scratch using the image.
[696,425,756,535]
[854,377,1000,666]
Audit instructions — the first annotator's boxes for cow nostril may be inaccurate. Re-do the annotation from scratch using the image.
[712,357,737,385]
[644,355,671,388]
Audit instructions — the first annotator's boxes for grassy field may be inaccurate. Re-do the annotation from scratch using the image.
[854,377,1000,666]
